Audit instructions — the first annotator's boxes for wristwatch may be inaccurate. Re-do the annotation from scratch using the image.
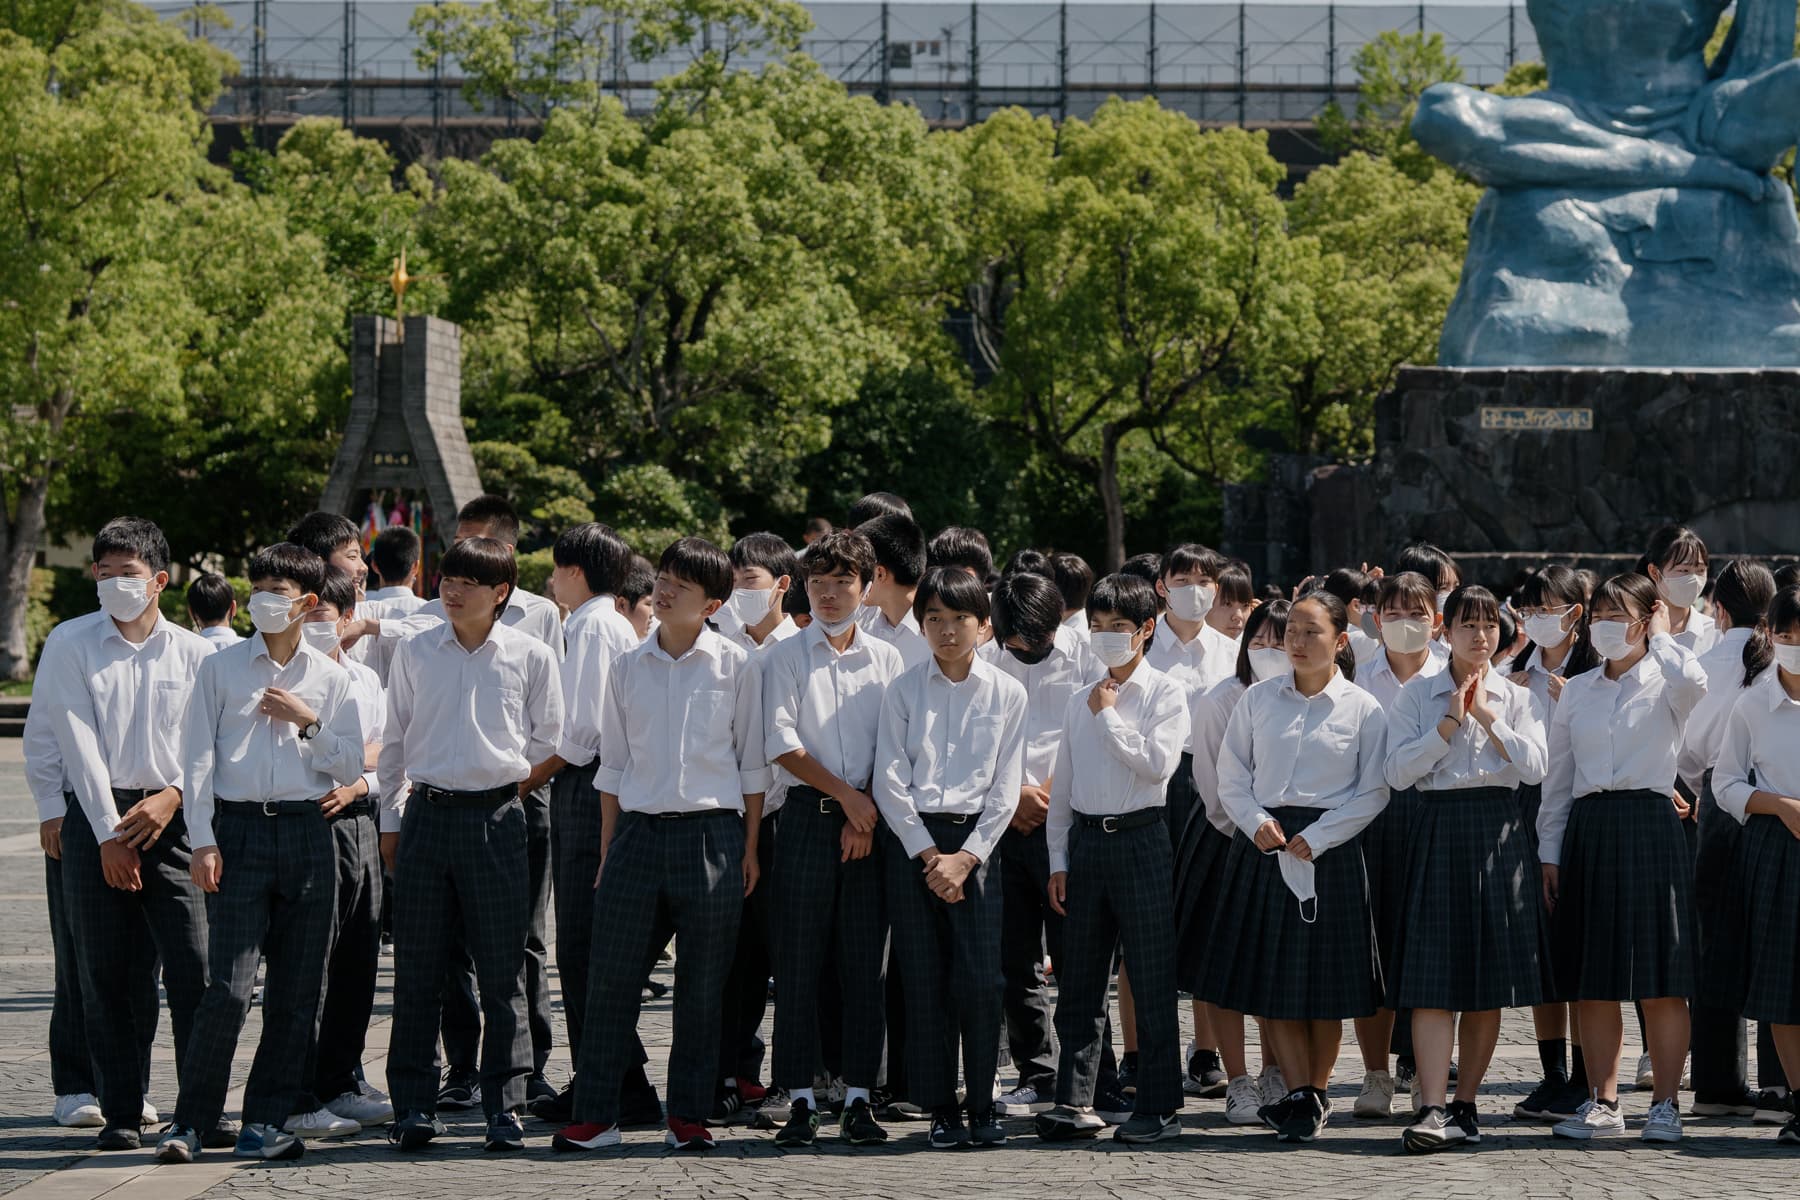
[299,719,322,741]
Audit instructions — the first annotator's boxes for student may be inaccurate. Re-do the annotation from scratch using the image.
[616,555,657,640]
[1538,573,1705,1143]
[725,533,802,651]
[1318,566,1381,664]
[1175,600,1292,1125]
[761,530,905,1147]
[1642,524,1718,655]
[1506,564,1599,1122]
[155,544,366,1163]
[550,538,768,1154]
[1039,573,1191,1145]
[1210,563,1258,640]
[874,567,1027,1148]
[363,527,428,681]
[847,491,912,528]
[1394,541,1464,621]
[927,525,995,584]
[1713,584,1800,1145]
[1004,548,1054,580]
[803,516,832,546]
[1118,553,1163,596]
[1349,570,1449,1115]
[187,574,242,652]
[1674,560,1786,1119]
[377,537,564,1153]
[983,572,1125,1123]
[856,513,930,670]
[1385,586,1551,1153]
[1195,591,1389,1144]
[34,517,214,1151]
[1053,552,1097,644]
[290,569,394,1138]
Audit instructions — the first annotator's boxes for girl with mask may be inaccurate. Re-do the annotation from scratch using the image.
[1384,586,1550,1153]
[1642,525,1717,656]
[1175,600,1291,1125]
[1195,592,1389,1145]
[1537,574,1707,1145]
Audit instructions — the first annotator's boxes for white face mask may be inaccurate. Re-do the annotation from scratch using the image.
[725,586,776,630]
[816,612,859,637]
[1090,629,1140,669]
[1658,571,1706,610]
[1523,612,1571,648]
[1166,583,1215,623]
[1248,646,1291,682]
[1436,589,1453,615]
[1774,643,1800,675]
[300,621,342,658]
[96,576,154,622]
[1265,846,1317,923]
[1358,608,1379,639]
[1380,617,1432,655]
[248,592,302,634]
[1589,619,1639,662]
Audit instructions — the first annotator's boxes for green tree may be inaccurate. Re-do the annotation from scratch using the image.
[1318,31,1465,180]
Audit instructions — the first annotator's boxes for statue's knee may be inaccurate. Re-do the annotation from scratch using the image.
[1412,83,1487,155]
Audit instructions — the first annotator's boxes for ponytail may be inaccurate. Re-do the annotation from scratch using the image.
[1337,640,1358,683]
[1745,585,1800,687]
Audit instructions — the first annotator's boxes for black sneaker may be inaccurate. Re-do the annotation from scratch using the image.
[96,1125,140,1151]
[928,1105,970,1150]
[709,1085,745,1127]
[388,1110,445,1152]
[1545,1079,1588,1122]
[1185,1048,1229,1099]
[773,1098,820,1147]
[1114,1111,1181,1143]
[1093,1081,1133,1125]
[1779,1115,1800,1145]
[1513,1076,1568,1121]
[526,1075,557,1107]
[1034,1104,1105,1140]
[436,1069,480,1111]
[1257,1091,1302,1132]
[1447,1100,1481,1144]
[529,1084,573,1124]
[484,1112,526,1152]
[840,1098,888,1145]
[1277,1090,1327,1143]
[968,1105,1006,1147]
[202,1117,241,1149]
[1692,1086,1759,1118]
[1116,1055,1140,1097]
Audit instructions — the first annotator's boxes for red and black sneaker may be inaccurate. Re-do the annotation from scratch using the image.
[739,1081,768,1105]
[551,1122,620,1152]
[665,1117,716,1150]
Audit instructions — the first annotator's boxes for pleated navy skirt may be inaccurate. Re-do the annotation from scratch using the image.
[1190,806,1381,1021]
[1549,788,1696,1002]
[1173,816,1234,996]
[1385,787,1550,1012]
[1363,784,1424,985]
[1164,753,1199,850]
[1694,770,1752,1012]
[1734,812,1800,1025]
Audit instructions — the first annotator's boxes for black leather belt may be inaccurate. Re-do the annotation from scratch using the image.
[789,784,871,818]
[922,811,973,826]
[1076,807,1165,833]
[109,787,165,812]
[219,799,323,817]
[329,798,375,819]
[415,783,519,808]
[649,808,737,821]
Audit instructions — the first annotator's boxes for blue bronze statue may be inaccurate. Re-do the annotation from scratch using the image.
[1414,0,1800,365]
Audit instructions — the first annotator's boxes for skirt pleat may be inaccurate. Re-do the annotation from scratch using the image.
[1363,785,1424,979]
[1735,813,1800,1025]
[1173,817,1233,995]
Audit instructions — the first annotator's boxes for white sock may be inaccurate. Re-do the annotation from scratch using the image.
[845,1087,871,1106]
[792,1087,815,1109]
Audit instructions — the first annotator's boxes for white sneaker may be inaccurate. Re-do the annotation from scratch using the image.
[141,1100,158,1127]
[1554,1098,1627,1139]
[1354,1070,1396,1119]
[1258,1064,1288,1109]
[53,1094,103,1128]
[1634,1054,1655,1091]
[1642,1097,1683,1143]
[1225,1075,1262,1125]
[283,1107,360,1139]
[326,1087,394,1126]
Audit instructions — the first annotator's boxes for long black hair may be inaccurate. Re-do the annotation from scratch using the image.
[1234,600,1291,687]
[1744,585,1800,688]
[1290,591,1357,682]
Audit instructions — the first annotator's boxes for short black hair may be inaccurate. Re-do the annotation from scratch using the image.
[1119,553,1162,592]
[1051,552,1095,612]
[1642,523,1709,573]
[1087,572,1159,632]
[1394,541,1461,591]
[92,516,170,575]
[458,494,522,547]
[928,526,994,582]
[847,491,912,527]
[249,543,327,595]
[658,536,733,603]
[619,555,656,606]
[286,512,361,563]
[783,551,813,616]
[1162,543,1225,582]
[186,572,236,624]
[1217,561,1255,605]
[804,529,876,585]
[857,513,927,587]
[554,522,633,596]
[991,570,1063,648]
[1320,566,1380,610]
[1004,548,1054,580]
[439,536,519,618]
[370,526,421,586]
[804,516,833,537]
[913,565,992,625]
[730,532,801,586]
[1235,598,1291,687]
[316,566,358,617]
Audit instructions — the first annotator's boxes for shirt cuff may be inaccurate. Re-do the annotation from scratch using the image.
[898,824,936,860]
[765,730,805,762]
[739,767,774,794]
[593,765,624,795]
[1049,851,1069,874]
[556,737,596,767]
[34,790,66,825]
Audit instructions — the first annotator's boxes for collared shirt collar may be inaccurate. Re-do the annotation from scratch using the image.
[1280,665,1356,702]
[1110,656,1154,695]
[100,611,173,649]
[1761,668,1800,712]
[647,623,722,664]
[928,653,981,688]
[569,593,615,623]
[431,616,503,655]
[1425,662,1507,700]
[805,618,870,658]
[248,631,319,673]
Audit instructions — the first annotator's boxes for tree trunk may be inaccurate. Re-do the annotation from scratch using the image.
[0,473,50,681]
[1098,423,1127,573]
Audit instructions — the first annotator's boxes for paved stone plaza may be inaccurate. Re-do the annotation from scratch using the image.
[0,740,1793,1199]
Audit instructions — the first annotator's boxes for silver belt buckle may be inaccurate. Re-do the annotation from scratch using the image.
[819,797,833,815]
[1101,814,1120,833]
[261,800,280,817]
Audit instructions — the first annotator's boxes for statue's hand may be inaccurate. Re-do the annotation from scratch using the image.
[1694,153,1780,204]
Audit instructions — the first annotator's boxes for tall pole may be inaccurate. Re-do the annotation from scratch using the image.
[1058,0,1068,122]
[968,1,979,124]
[1236,1,1246,127]
[342,0,355,128]
[1147,1,1157,97]
[880,0,891,104]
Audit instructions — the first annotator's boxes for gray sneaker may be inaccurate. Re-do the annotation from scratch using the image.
[1554,1098,1626,1140]
[155,1125,201,1163]
[1114,1112,1181,1143]
[1641,1097,1683,1144]
[996,1083,1053,1116]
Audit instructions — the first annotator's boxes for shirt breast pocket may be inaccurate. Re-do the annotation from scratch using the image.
[154,678,192,729]
[963,716,1002,786]
[687,689,731,738]
[1614,692,1661,738]
[478,685,525,734]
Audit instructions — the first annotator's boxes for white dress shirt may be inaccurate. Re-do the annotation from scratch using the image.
[1676,625,1755,794]
[1385,666,1549,793]
[874,656,1027,863]
[764,622,904,791]
[23,699,68,824]
[1673,607,1719,656]
[858,605,930,670]
[1537,632,1707,866]
[557,594,642,767]
[1350,626,1381,666]
[1061,610,1092,646]
[198,625,244,652]
[381,586,566,662]
[1218,670,1389,857]
[340,654,385,803]
[1146,621,1239,750]
[726,614,801,814]
[1714,672,1800,822]
[34,611,214,841]
[978,624,1104,788]
[1189,675,1247,836]
[1045,659,1191,874]
[378,621,564,827]
[1356,645,1447,710]
[1511,642,1573,718]
[182,636,367,849]
[596,626,771,812]
[355,585,429,677]
[730,615,801,654]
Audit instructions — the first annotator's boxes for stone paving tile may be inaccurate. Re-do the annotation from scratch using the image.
[0,742,1794,1198]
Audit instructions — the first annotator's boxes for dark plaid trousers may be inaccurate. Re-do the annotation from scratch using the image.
[1000,824,1059,1091]
[46,846,161,1098]
[306,806,384,1103]
[1054,818,1182,1114]
[770,791,889,1092]
[60,793,209,1129]
[388,793,532,1119]
[886,815,1005,1111]
[443,784,554,1077]
[719,811,777,1083]
[173,806,337,1130]
[572,809,745,1125]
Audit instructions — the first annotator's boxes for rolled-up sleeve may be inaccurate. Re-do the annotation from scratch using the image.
[734,655,772,796]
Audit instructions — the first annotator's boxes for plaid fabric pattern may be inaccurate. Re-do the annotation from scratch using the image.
[1550,789,1697,1002]
[1695,770,1751,1011]
[60,795,208,1129]
[1363,785,1424,978]
[550,764,602,1058]
[719,812,776,1082]
[1173,820,1233,996]
[308,809,384,1102]
[172,807,337,1130]
[1000,824,1059,1092]
[387,794,532,1119]
[1053,820,1182,1114]
[572,810,744,1125]
[1193,806,1382,1022]
[1385,787,1550,1012]
[1164,753,1199,850]
[1734,813,1800,1025]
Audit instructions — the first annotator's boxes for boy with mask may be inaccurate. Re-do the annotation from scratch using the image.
[724,533,802,651]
